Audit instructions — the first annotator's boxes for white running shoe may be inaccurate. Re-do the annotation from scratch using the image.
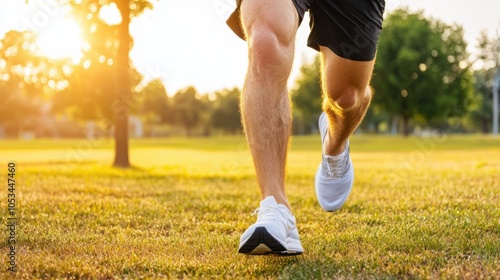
[314,112,354,212]
[238,196,303,255]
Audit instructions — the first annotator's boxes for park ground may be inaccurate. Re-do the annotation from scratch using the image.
[0,135,499,279]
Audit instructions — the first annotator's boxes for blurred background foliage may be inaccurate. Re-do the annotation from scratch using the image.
[0,7,499,164]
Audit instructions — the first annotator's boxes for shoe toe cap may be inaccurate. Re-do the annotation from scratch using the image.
[315,162,354,212]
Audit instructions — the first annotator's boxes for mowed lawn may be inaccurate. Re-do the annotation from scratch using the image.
[0,135,499,279]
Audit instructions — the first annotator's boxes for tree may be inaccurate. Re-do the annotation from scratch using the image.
[477,30,500,70]
[199,94,214,137]
[473,30,500,134]
[358,105,392,133]
[467,69,494,133]
[64,0,154,167]
[172,86,203,136]
[291,55,322,134]
[137,79,171,136]
[0,30,66,137]
[211,87,242,134]
[372,9,473,136]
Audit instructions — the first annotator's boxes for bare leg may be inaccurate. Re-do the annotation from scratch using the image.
[320,47,375,156]
[240,0,298,210]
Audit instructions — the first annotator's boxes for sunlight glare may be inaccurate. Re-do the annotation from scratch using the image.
[37,18,83,64]
[99,3,122,26]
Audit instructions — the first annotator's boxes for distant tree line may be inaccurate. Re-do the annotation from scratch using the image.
[1,8,499,141]
[0,32,243,137]
[0,31,242,138]
[133,83,242,137]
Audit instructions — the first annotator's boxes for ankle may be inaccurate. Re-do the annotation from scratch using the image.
[323,132,346,156]
[262,194,291,211]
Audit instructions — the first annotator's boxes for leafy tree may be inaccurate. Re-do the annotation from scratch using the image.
[137,79,171,136]
[291,55,322,134]
[468,69,494,133]
[139,79,170,122]
[0,30,66,136]
[172,86,203,136]
[211,87,241,134]
[470,30,500,134]
[60,0,154,167]
[477,30,500,70]
[358,104,392,133]
[199,94,214,137]
[372,9,473,136]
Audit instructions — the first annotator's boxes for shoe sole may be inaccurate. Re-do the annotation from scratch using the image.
[238,227,302,256]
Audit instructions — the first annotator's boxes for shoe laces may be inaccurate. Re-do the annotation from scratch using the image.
[323,148,349,178]
[252,204,288,223]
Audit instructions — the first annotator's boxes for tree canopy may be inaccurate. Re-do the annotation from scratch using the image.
[171,86,204,136]
[212,87,242,134]
[67,0,155,167]
[0,30,70,136]
[291,55,322,134]
[372,9,473,135]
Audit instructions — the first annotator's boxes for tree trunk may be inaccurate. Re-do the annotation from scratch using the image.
[113,2,131,168]
[401,97,410,137]
[482,118,489,134]
[391,116,399,135]
[402,115,410,137]
[203,124,211,137]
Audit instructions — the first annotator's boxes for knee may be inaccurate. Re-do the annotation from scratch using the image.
[324,86,370,111]
[247,27,293,77]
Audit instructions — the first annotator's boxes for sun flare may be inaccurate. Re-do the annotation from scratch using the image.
[36,18,84,64]
[99,3,122,26]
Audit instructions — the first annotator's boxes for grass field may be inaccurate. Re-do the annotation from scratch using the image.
[0,135,499,279]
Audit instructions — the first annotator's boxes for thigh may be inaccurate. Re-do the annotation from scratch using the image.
[320,46,375,94]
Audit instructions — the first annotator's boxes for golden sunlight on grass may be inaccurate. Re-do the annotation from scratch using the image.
[0,135,499,278]
[0,135,500,279]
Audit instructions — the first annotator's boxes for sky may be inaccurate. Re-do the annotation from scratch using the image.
[0,0,499,95]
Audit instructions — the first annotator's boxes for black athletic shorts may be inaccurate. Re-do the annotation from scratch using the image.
[226,0,385,61]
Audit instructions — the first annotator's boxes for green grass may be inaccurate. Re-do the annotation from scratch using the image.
[0,135,499,279]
